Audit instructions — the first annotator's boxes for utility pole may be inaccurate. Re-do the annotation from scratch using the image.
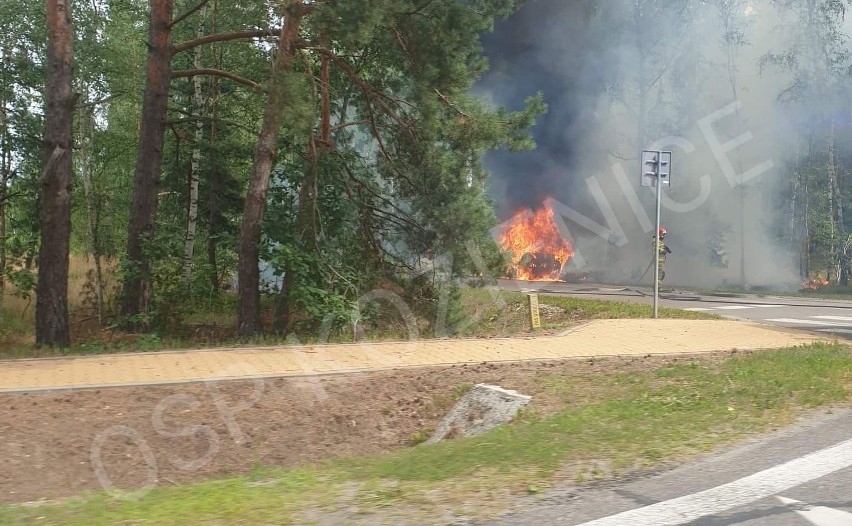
[641,150,671,319]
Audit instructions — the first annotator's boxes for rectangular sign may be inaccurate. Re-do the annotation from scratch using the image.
[640,150,672,188]
[528,294,542,329]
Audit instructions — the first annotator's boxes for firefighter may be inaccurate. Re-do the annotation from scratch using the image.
[652,227,672,282]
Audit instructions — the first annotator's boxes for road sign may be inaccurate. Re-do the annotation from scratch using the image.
[640,150,671,188]
[528,294,541,329]
[639,149,673,319]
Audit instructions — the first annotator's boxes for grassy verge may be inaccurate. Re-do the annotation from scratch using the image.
[3,343,849,525]
[458,288,717,337]
[684,284,852,301]
[0,287,718,359]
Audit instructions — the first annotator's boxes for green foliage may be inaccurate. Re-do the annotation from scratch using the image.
[2,0,544,340]
[4,266,35,300]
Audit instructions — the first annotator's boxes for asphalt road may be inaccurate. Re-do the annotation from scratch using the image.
[483,279,852,526]
[499,279,852,340]
[481,406,852,526]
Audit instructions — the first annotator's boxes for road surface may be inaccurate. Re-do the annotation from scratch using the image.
[486,280,852,525]
[500,279,852,340]
[482,407,852,526]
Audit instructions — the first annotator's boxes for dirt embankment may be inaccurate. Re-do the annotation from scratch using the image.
[0,353,726,504]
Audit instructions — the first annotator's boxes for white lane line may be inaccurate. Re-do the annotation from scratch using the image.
[575,438,852,526]
[811,315,852,322]
[766,318,852,327]
[776,496,852,526]
[685,305,785,312]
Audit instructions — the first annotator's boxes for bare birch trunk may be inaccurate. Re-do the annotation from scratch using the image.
[183,6,206,285]
[207,0,219,291]
[804,181,811,279]
[828,120,846,284]
[207,74,220,290]
[0,48,9,306]
[78,101,105,324]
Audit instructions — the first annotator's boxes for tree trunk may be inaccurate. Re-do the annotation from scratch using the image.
[276,137,320,332]
[715,0,748,287]
[633,1,648,155]
[0,48,10,306]
[277,47,330,332]
[791,141,800,248]
[804,180,811,279]
[78,100,105,324]
[120,0,174,328]
[828,119,846,284]
[207,74,220,290]
[37,0,75,347]
[207,0,219,291]
[237,2,307,336]
[183,6,206,285]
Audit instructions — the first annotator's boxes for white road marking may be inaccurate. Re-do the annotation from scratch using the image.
[685,305,785,312]
[776,496,852,526]
[816,329,852,335]
[811,315,852,322]
[766,318,852,327]
[574,438,852,525]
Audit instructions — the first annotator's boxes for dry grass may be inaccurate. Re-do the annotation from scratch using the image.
[0,255,119,348]
[0,268,717,358]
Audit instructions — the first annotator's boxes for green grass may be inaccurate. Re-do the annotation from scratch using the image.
[0,469,335,526]
[459,288,719,336]
[0,305,29,338]
[538,293,718,320]
[4,343,849,525]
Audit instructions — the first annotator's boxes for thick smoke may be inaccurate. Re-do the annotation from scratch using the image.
[478,0,847,290]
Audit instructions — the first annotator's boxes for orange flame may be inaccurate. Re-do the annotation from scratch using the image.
[498,206,573,281]
[802,273,830,291]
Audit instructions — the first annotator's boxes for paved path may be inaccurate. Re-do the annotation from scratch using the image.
[0,319,825,393]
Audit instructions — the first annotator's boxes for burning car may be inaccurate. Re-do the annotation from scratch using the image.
[498,206,573,281]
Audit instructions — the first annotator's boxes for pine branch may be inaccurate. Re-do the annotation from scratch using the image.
[172,29,280,54]
[171,68,264,91]
[434,89,470,118]
[305,46,416,136]
[170,0,211,28]
[77,93,123,108]
[330,120,369,131]
[365,102,416,189]
[337,154,422,230]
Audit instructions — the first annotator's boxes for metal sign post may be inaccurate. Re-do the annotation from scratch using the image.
[640,150,671,319]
